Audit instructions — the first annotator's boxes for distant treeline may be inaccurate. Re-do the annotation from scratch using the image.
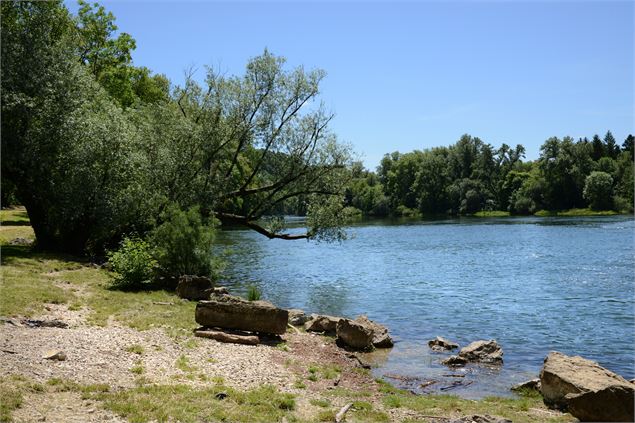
[341,132,634,217]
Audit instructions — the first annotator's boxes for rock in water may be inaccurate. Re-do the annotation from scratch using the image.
[354,315,393,348]
[195,296,288,335]
[540,351,634,422]
[176,275,214,301]
[304,314,341,333]
[288,309,309,326]
[442,355,468,367]
[336,319,374,350]
[428,336,459,351]
[511,378,541,392]
[458,340,503,364]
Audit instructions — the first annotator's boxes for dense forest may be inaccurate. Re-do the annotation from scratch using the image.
[343,132,634,217]
[2,0,633,275]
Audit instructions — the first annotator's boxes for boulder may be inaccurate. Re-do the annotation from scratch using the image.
[355,315,393,348]
[539,351,634,422]
[459,340,503,364]
[442,355,468,367]
[288,309,309,326]
[195,295,288,335]
[511,378,541,392]
[304,314,341,333]
[336,319,374,350]
[176,275,214,301]
[428,336,459,351]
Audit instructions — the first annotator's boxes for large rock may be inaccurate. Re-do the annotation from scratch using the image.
[176,275,214,301]
[195,296,288,335]
[428,336,459,351]
[540,351,634,422]
[304,314,341,333]
[459,340,503,364]
[442,355,468,367]
[336,319,374,350]
[355,315,393,348]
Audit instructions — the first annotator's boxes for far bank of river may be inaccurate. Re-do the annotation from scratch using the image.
[216,215,635,398]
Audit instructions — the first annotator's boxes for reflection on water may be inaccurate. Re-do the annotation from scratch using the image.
[216,215,635,398]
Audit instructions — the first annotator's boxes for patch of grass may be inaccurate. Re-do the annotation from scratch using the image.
[276,342,290,352]
[125,344,145,355]
[181,338,199,349]
[473,210,510,217]
[130,360,145,375]
[307,363,341,382]
[293,380,306,389]
[247,284,261,301]
[92,383,295,423]
[324,387,373,398]
[317,409,336,422]
[207,357,218,364]
[0,380,23,422]
[310,398,331,408]
[352,367,371,376]
[175,355,197,373]
[380,391,575,423]
[351,401,390,422]
[535,208,618,217]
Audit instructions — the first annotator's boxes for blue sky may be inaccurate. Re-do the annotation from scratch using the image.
[67,0,634,170]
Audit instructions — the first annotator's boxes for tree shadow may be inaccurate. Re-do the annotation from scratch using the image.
[0,244,89,267]
[0,220,31,226]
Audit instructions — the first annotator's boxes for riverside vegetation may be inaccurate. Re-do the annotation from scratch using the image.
[0,208,576,422]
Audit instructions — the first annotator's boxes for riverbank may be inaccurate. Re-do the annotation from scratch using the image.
[0,208,576,422]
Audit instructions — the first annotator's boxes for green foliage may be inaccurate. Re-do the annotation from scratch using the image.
[107,237,157,289]
[246,285,262,301]
[150,206,218,279]
[583,171,614,210]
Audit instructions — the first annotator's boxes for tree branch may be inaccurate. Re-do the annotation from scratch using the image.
[214,212,309,240]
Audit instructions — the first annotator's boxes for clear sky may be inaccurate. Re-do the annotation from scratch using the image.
[66,0,634,170]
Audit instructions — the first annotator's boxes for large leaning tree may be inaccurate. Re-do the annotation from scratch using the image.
[132,50,352,242]
[2,0,351,254]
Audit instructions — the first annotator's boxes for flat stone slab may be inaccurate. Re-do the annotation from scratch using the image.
[194,329,259,345]
[195,296,288,335]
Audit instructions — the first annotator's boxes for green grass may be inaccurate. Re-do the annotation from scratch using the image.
[92,384,295,423]
[247,284,262,301]
[175,355,197,373]
[307,363,341,382]
[125,344,145,355]
[473,210,510,217]
[350,400,390,422]
[309,398,331,408]
[130,361,145,375]
[380,389,575,423]
[535,208,618,217]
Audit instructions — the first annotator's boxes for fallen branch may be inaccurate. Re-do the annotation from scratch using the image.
[335,403,353,423]
[287,323,301,334]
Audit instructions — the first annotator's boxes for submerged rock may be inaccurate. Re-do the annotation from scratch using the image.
[442,355,468,367]
[176,275,214,301]
[428,336,459,351]
[195,295,288,335]
[540,351,634,422]
[458,340,503,364]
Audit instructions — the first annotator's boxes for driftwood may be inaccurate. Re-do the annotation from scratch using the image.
[440,380,474,391]
[335,403,353,423]
[420,380,437,388]
[287,323,301,334]
[195,329,259,345]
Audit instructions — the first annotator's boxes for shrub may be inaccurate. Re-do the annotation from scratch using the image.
[150,206,219,279]
[107,237,157,289]
[247,285,262,301]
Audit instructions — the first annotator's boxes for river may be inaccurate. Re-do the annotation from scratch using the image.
[215,215,635,398]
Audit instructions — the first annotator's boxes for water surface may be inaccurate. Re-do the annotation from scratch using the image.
[216,216,635,398]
